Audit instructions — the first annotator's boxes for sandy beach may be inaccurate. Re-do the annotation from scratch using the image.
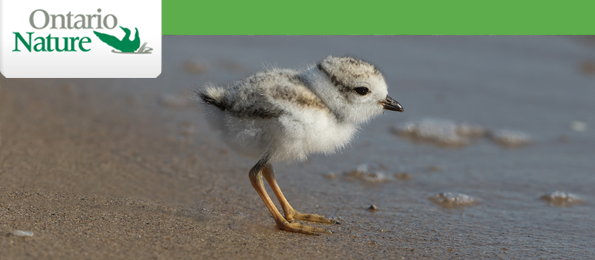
[2,36,595,259]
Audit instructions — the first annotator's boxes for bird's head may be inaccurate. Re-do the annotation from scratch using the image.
[316,56,403,124]
[119,26,131,34]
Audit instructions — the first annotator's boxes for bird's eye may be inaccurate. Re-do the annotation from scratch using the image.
[354,87,369,95]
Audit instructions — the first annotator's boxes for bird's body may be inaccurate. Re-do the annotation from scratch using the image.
[201,68,358,162]
[197,56,403,235]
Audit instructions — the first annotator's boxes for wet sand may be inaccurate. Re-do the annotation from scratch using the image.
[2,36,595,259]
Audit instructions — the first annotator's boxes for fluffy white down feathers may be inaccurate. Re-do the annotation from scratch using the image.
[197,56,399,162]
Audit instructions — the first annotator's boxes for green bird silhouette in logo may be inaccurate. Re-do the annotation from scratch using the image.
[93,26,140,53]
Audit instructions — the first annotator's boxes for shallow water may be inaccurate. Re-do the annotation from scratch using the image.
[2,36,595,259]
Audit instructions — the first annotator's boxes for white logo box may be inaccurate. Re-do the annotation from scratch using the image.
[0,0,161,78]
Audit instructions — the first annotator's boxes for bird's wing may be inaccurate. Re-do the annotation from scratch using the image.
[93,31,122,50]
[196,82,283,120]
[226,70,330,119]
[225,86,284,119]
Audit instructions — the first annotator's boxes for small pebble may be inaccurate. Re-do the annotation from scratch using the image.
[368,204,378,210]
[11,230,34,237]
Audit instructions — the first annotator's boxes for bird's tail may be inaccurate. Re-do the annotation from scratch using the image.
[195,85,227,133]
[195,84,227,111]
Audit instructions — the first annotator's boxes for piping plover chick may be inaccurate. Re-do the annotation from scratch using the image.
[196,56,403,235]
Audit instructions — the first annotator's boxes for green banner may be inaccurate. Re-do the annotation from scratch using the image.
[163,0,595,35]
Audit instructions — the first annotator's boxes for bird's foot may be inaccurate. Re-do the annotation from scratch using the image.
[277,221,332,235]
[287,212,340,224]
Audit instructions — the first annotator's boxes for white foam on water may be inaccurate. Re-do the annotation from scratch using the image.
[392,118,486,147]
[570,121,587,132]
[393,118,534,149]
[490,129,532,148]
[541,191,582,207]
[429,192,477,208]
[342,164,391,183]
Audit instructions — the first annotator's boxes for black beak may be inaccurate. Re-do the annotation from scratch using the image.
[379,95,403,112]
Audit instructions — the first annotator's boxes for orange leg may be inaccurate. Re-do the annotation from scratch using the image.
[248,155,332,235]
[262,164,339,225]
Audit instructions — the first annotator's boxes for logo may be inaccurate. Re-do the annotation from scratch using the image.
[0,1,161,78]
[94,26,153,54]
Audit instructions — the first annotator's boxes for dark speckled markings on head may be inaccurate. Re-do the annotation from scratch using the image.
[343,58,381,77]
[316,63,351,100]
[318,56,381,81]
